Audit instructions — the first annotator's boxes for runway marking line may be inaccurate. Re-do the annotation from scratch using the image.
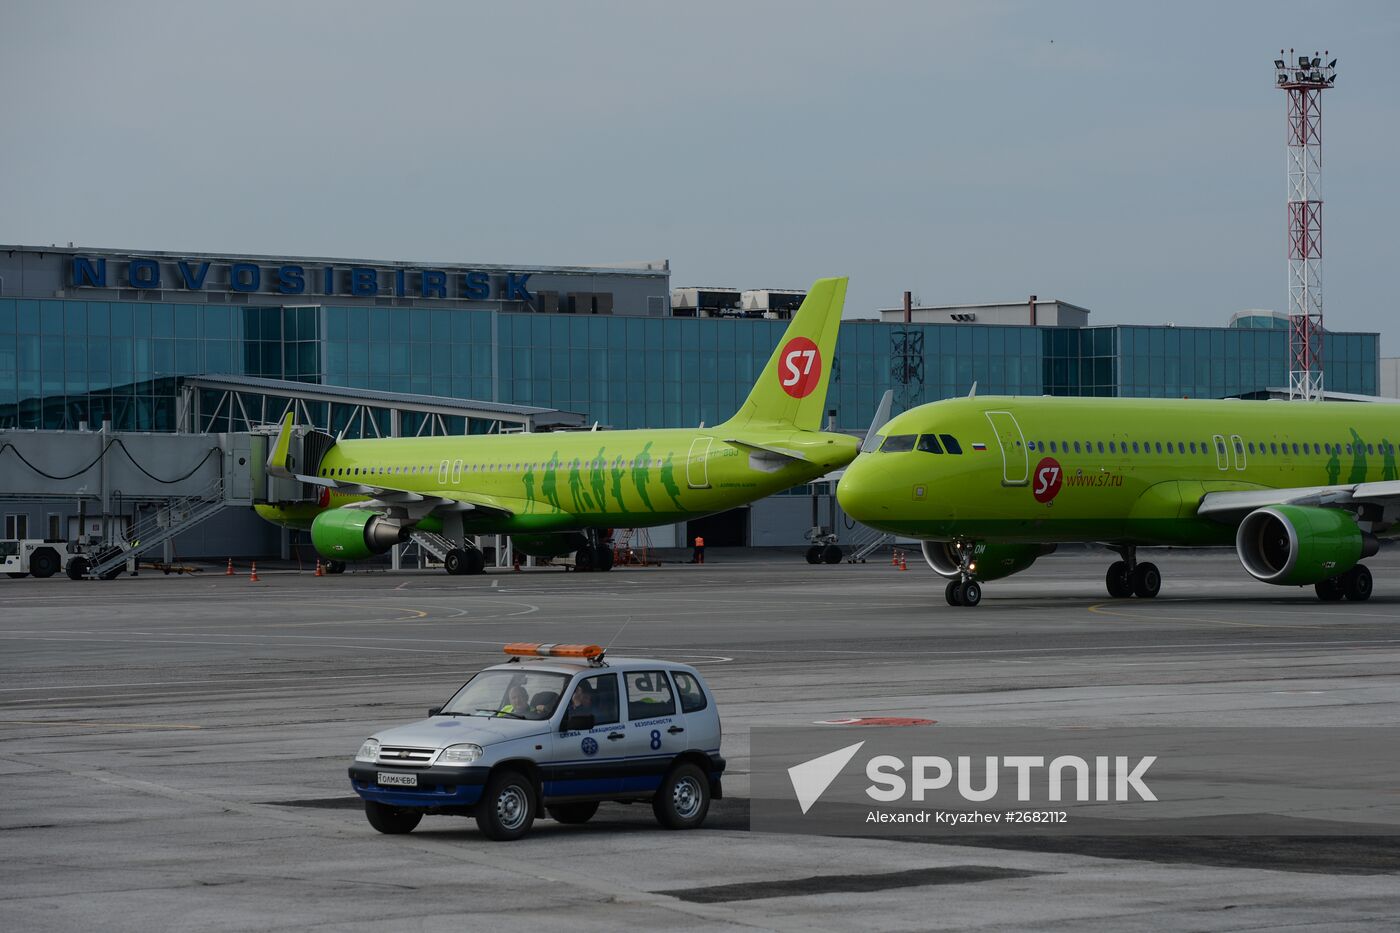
[0,719,200,729]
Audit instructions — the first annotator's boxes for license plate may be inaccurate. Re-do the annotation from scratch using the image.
[377,772,418,787]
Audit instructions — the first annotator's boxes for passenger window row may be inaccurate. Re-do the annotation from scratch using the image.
[1023,439,1396,457]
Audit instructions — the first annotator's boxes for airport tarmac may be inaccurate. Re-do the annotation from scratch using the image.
[2,548,1399,932]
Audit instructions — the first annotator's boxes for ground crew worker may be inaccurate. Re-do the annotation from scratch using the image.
[691,535,705,564]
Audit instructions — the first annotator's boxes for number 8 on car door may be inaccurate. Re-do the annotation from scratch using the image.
[620,670,686,793]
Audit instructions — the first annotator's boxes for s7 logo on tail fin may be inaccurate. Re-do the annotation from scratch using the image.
[779,337,822,398]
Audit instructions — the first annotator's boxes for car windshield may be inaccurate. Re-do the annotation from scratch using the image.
[439,669,571,721]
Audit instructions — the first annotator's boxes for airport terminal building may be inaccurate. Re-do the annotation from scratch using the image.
[0,244,1384,553]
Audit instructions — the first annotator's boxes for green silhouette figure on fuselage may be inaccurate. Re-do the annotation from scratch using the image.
[610,456,627,511]
[522,462,537,513]
[590,447,608,512]
[659,452,683,511]
[1382,438,1398,482]
[1324,445,1341,485]
[1347,428,1368,484]
[631,441,656,511]
[541,452,562,511]
[567,457,594,512]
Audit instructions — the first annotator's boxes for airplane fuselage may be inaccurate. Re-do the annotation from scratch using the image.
[258,424,858,535]
[838,396,1400,547]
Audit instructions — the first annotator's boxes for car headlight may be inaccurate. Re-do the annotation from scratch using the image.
[355,739,380,762]
[439,744,483,765]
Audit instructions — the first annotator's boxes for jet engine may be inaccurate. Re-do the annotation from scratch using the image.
[310,508,409,561]
[1236,505,1377,586]
[921,541,1057,582]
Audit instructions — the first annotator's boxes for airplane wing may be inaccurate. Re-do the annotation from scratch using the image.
[1197,480,1400,521]
[264,413,515,521]
[722,438,811,474]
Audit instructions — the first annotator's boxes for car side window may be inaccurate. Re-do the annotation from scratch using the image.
[567,673,620,726]
[670,671,708,713]
[624,670,676,719]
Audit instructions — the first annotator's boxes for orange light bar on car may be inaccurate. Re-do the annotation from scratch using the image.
[503,642,603,659]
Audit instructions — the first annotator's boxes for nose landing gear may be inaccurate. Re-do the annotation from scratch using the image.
[1105,547,1160,599]
[943,539,983,607]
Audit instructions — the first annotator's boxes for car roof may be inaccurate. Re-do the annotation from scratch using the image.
[483,656,701,676]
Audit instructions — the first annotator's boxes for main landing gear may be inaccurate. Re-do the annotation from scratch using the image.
[805,544,844,564]
[572,530,615,573]
[444,547,486,576]
[1104,546,1160,599]
[1315,564,1372,602]
[943,539,983,608]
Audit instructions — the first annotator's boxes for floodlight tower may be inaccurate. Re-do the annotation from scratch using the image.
[1274,49,1337,400]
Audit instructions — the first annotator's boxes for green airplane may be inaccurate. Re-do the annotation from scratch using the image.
[258,277,859,573]
[836,394,1400,606]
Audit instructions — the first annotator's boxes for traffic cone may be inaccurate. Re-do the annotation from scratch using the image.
[249,562,260,583]
[226,558,234,576]
[315,559,324,577]
[899,554,908,571]
[891,549,899,566]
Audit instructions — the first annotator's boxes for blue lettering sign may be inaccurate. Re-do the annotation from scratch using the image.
[351,267,378,296]
[421,269,447,298]
[323,267,335,294]
[128,258,161,288]
[176,260,210,289]
[72,256,106,287]
[277,265,305,295]
[394,268,406,297]
[463,271,489,300]
[505,273,533,302]
[229,263,261,292]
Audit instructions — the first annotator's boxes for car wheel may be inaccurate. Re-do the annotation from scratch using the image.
[66,556,90,581]
[805,546,821,565]
[1315,575,1346,601]
[363,800,421,835]
[476,770,536,841]
[821,544,843,564]
[547,801,600,824]
[326,561,347,575]
[574,546,595,573]
[652,762,710,830]
[593,544,614,572]
[944,579,962,606]
[444,549,466,575]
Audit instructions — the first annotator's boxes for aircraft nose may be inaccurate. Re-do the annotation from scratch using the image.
[836,454,889,521]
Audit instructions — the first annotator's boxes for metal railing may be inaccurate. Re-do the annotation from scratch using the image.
[85,476,230,578]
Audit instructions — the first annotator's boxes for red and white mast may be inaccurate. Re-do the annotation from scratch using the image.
[1275,49,1336,400]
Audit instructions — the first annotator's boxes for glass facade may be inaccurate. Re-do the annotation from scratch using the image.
[0,297,1381,431]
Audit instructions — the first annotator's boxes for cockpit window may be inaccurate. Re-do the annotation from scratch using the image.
[940,434,963,455]
[916,434,943,454]
[880,434,918,453]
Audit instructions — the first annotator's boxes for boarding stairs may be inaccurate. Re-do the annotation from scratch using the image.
[613,528,659,566]
[848,526,895,563]
[408,530,454,565]
[84,477,233,579]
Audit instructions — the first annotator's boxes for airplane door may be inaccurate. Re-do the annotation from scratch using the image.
[686,437,713,488]
[1229,434,1247,471]
[984,411,1029,486]
[1212,434,1229,471]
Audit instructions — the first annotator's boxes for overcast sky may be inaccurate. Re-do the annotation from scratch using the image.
[3,1,1397,350]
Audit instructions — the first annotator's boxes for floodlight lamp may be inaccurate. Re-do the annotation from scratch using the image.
[1311,56,1321,67]
[1298,55,1309,67]
[1274,59,1286,69]
[1277,74,1287,85]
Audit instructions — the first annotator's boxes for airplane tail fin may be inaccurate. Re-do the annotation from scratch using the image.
[722,276,847,432]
